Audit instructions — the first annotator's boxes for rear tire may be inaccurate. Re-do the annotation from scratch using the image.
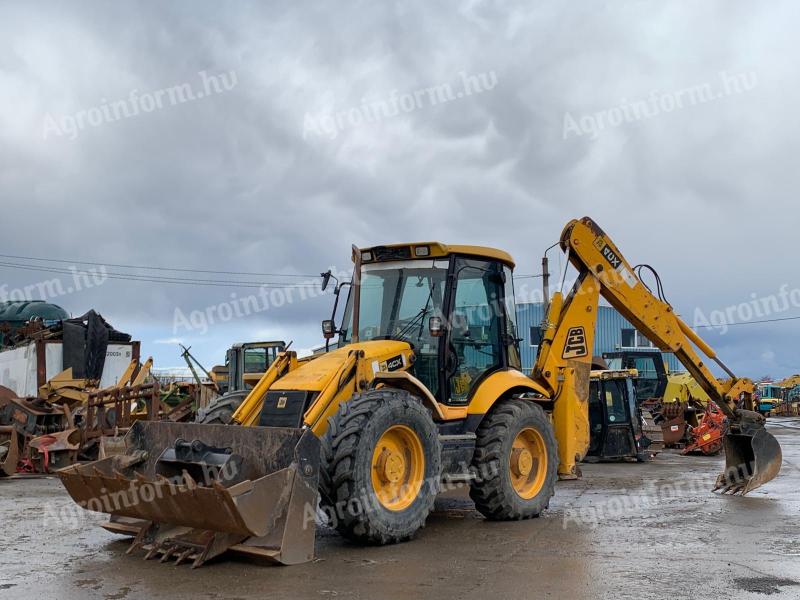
[470,399,558,520]
[325,388,441,544]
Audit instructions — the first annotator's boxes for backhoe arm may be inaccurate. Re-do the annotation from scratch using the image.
[559,217,747,418]
[541,216,781,494]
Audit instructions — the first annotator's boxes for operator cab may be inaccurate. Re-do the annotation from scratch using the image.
[755,383,784,416]
[327,243,521,406]
[586,369,654,462]
[224,342,285,392]
[603,350,668,403]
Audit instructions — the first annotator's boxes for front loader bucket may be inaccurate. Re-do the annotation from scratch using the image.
[714,412,782,495]
[57,421,320,567]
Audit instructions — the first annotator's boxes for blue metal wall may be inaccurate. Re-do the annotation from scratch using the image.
[515,303,683,373]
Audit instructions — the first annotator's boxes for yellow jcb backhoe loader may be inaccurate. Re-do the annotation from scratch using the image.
[57,217,782,567]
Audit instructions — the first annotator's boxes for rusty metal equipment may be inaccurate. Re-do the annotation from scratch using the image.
[84,383,161,430]
[38,368,95,406]
[658,400,691,446]
[28,428,81,472]
[0,426,20,476]
[58,421,319,568]
[0,396,71,474]
[0,351,210,474]
[6,381,164,473]
[75,382,162,461]
[682,403,727,456]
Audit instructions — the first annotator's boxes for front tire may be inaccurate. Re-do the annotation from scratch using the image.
[325,388,441,545]
[470,399,558,520]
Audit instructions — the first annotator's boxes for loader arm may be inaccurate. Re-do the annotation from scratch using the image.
[231,351,302,427]
[534,216,781,493]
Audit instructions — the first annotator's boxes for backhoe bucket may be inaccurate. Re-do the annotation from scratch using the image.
[714,412,782,495]
[57,421,320,567]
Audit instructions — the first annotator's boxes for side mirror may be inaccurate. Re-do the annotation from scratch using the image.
[322,319,337,339]
[428,316,444,337]
[320,270,332,291]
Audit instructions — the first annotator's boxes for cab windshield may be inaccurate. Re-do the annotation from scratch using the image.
[339,259,448,346]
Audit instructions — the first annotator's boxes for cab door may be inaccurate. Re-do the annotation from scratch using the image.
[598,379,637,458]
[443,257,506,404]
[588,379,605,455]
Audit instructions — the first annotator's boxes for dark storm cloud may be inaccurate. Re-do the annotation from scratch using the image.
[0,1,798,373]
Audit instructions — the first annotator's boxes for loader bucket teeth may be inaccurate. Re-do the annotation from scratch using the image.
[714,412,782,496]
[175,548,194,566]
[56,420,320,567]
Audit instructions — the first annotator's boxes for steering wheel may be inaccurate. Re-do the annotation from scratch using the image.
[445,340,460,377]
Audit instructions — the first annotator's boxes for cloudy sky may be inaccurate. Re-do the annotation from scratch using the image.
[1,1,798,378]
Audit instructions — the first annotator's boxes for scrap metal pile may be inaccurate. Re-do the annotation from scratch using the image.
[0,367,220,477]
[0,309,219,476]
[2,362,143,475]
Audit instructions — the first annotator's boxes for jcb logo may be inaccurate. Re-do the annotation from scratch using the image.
[562,327,588,359]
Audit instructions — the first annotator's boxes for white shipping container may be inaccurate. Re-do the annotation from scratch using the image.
[0,341,138,397]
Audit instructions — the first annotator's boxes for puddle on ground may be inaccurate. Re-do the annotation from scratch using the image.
[734,577,799,595]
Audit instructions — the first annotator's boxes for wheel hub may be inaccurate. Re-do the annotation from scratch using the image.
[511,447,533,477]
[377,450,406,483]
[509,427,547,500]
[370,424,425,511]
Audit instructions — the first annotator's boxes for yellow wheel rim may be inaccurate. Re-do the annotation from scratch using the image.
[371,425,425,511]
[510,427,547,500]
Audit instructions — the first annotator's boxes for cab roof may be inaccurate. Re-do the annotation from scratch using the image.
[357,242,515,268]
[590,368,639,380]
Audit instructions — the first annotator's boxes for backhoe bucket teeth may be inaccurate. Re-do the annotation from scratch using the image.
[57,421,320,567]
[714,412,782,495]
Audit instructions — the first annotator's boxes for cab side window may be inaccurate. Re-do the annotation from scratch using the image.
[448,258,504,403]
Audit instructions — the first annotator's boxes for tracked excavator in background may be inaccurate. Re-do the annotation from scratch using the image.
[57,217,782,568]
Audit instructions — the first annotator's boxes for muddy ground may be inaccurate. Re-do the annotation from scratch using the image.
[1,419,798,600]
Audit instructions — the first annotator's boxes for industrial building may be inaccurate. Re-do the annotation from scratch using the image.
[515,302,683,373]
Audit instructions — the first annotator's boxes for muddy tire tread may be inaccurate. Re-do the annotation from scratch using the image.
[326,388,441,545]
[469,398,558,521]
